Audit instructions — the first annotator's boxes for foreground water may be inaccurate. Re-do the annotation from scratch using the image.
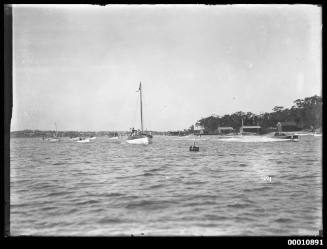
[10,135,322,236]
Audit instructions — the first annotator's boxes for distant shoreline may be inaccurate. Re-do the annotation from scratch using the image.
[10,130,166,138]
[10,129,320,138]
[10,95,322,138]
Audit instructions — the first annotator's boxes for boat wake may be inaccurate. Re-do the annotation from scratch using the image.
[219,135,296,143]
[174,137,208,141]
[294,133,312,136]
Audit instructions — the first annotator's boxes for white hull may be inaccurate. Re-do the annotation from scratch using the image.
[126,137,152,145]
[314,134,322,137]
[47,138,59,142]
[109,136,119,140]
[77,139,90,143]
[89,137,97,140]
[71,137,80,141]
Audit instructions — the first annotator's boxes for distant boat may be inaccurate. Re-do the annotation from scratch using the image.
[89,136,97,140]
[109,132,119,140]
[70,137,81,141]
[77,137,90,143]
[126,82,153,145]
[47,138,60,142]
[46,123,60,142]
[273,132,299,141]
[273,122,299,141]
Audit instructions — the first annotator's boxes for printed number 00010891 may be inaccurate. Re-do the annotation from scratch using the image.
[288,239,323,246]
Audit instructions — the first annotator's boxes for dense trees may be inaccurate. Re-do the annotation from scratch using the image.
[196,95,322,133]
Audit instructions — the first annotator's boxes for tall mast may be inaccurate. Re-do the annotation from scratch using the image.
[139,82,143,132]
[54,122,57,137]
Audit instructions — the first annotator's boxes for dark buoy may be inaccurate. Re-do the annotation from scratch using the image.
[189,141,199,152]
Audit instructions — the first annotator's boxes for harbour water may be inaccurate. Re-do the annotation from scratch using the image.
[10,135,322,236]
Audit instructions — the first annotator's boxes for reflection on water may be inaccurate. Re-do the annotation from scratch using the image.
[10,135,322,236]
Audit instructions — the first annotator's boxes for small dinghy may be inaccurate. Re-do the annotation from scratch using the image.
[189,141,199,151]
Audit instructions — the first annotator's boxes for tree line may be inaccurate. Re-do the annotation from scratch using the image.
[194,95,322,134]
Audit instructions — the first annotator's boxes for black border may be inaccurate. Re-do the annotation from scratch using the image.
[2,3,326,246]
[3,3,12,239]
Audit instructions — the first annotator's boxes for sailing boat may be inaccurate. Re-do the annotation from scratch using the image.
[126,82,153,145]
[109,132,119,140]
[47,122,60,142]
[239,118,244,135]
[273,122,299,141]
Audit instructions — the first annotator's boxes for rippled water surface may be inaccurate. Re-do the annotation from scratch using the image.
[10,135,322,236]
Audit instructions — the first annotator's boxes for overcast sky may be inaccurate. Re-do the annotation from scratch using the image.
[11,4,321,131]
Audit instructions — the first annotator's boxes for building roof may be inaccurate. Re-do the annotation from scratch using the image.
[280,121,297,126]
[217,127,234,130]
[242,126,261,129]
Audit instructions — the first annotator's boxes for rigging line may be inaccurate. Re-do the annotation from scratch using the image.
[131,90,139,129]
[142,90,146,131]
[141,86,150,131]
[144,92,150,131]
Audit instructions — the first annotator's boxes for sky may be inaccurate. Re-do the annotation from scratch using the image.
[11,4,322,131]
